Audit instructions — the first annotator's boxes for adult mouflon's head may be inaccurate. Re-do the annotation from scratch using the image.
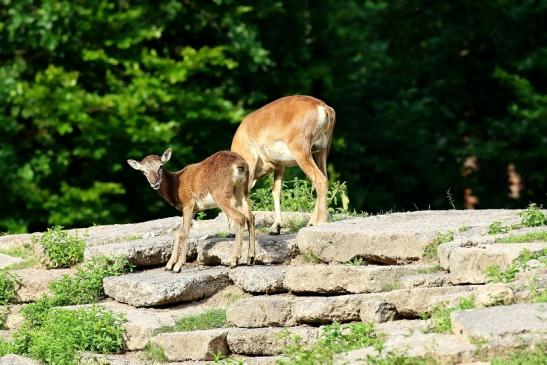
[127,148,172,190]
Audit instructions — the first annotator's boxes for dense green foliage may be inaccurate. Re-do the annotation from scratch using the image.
[2,1,547,232]
[33,226,85,268]
[426,296,475,333]
[486,248,547,284]
[0,306,125,365]
[0,272,17,305]
[277,321,384,365]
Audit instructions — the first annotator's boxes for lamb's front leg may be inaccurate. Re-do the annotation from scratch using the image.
[173,206,194,273]
[165,218,184,271]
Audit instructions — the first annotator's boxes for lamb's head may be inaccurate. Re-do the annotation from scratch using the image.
[127,148,172,190]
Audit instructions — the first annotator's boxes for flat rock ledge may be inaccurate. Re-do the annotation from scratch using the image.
[84,234,202,267]
[227,327,320,356]
[150,329,229,361]
[229,266,286,294]
[227,286,478,328]
[296,210,519,264]
[451,303,547,347]
[443,242,547,284]
[284,264,434,294]
[197,234,297,266]
[0,253,23,270]
[103,267,231,307]
[13,268,73,302]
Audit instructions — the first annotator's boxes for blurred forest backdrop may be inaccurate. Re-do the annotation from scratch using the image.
[1,0,547,233]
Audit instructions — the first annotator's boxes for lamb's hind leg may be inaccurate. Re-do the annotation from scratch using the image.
[216,199,246,267]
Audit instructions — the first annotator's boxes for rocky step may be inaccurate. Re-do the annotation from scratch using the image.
[229,264,440,295]
[336,303,547,365]
[0,253,23,270]
[86,233,297,268]
[103,267,231,307]
[440,242,547,284]
[82,352,280,365]
[226,285,484,328]
[296,210,520,265]
[60,286,247,350]
[12,268,73,303]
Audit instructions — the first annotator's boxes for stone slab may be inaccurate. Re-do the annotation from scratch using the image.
[0,253,23,269]
[227,327,320,356]
[13,268,73,302]
[229,266,286,294]
[284,264,431,294]
[296,210,520,265]
[103,267,231,307]
[446,243,547,284]
[0,355,40,365]
[451,303,547,345]
[84,234,201,267]
[400,272,448,288]
[197,234,297,266]
[150,329,229,361]
[227,295,296,328]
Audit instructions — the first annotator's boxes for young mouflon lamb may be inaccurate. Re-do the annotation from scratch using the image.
[127,148,256,271]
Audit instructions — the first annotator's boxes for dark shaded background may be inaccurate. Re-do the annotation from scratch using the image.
[1,0,546,232]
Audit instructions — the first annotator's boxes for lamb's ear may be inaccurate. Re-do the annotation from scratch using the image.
[161,148,172,163]
[127,159,142,170]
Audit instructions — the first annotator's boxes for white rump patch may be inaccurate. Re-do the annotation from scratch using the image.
[195,193,217,210]
[264,140,296,164]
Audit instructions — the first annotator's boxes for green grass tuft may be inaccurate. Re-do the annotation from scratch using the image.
[415,265,444,274]
[518,203,547,227]
[143,342,168,363]
[300,249,322,264]
[33,226,85,268]
[491,345,546,365]
[427,296,475,333]
[155,308,227,334]
[496,231,547,243]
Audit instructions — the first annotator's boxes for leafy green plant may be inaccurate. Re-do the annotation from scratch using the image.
[0,306,8,330]
[423,231,454,260]
[251,177,350,215]
[488,221,510,235]
[427,296,475,333]
[486,249,547,283]
[22,256,132,327]
[33,226,85,268]
[0,306,125,365]
[496,231,547,243]
[285,216,308,233]
[143,342,168,363]
[277,321,383,365]
[0,271,17,305]
[458,225,471,233]
[518,203,547,227]
[155,308,227,334]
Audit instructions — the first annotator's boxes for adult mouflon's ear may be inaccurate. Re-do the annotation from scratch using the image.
[127,159,142,170]
[161,148,172,163]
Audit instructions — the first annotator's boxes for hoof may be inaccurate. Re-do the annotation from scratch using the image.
[172,266,182,273]
[247,257,255,266]
[164,265,173,271]
[268,224,281,235]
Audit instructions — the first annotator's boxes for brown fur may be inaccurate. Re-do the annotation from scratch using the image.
[127,150,255,270]
[231,95,336,233]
